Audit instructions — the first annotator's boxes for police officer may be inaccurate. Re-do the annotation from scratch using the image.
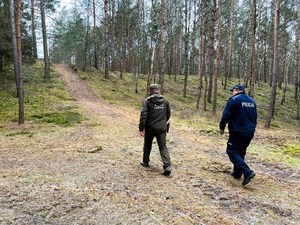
[219,84,257,185]
[139,84,171,175]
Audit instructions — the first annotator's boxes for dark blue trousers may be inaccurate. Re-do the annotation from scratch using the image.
[226,131,254,177]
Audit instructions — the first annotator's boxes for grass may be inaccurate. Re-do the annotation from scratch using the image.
[75,68,300,167]
[0,62,82,127]
[2,62,299,130]
[1,63,299,161]
[76,68,299,130]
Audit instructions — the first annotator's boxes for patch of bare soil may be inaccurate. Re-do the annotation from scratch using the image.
[0,64,299,224]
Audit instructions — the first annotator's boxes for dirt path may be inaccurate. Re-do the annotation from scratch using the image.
[0,64,299,224]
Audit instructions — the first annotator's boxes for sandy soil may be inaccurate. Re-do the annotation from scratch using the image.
[0,64,299,224]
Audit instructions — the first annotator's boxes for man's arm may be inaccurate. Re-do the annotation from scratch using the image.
[219,99,233,132]
[166,100,171,121]
[138,100,148,132]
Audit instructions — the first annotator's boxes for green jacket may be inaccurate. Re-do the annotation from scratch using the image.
[139,94,171,133]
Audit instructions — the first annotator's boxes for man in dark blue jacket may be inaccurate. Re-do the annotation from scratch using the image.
[139,84,171,175]
[219,84,257,185]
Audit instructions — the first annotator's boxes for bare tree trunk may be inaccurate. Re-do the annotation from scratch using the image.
[213,0,222,115]
[183,0,189,97]
[104,0,109,79]
[280,60,290,105]
[110,0,115,71]
[83,0,90,71]
[249,0,256,98]
[146,0,158,97]
[93,0,99,70]
[265,0,280,128]
[297,3,300,118]
[256,5,261,87]
[189,0,197,76]
[127,23,132,72]
[279,33,287,89]
[134,0,144,93]
[175,26,182,83]
[9,0,19,95]
[224,0,233,90]
[40,0,50,80]
[262,5,269,84]
[146,34,157,97]
[203,52,209,111]
[207,0,216,104]
[16,0,24,123]
[31,0,37,59]
[196,0,204,111]
[10,0,24,124]
[158,0,166,94]
[173,0,179,82]
[120,1,127,79]
[167,1,173,77]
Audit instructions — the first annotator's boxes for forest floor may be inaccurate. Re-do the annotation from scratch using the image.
[0,64,300,224]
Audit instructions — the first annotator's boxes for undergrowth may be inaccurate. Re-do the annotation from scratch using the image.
[76,68,299,129]
[0,62,82,127]
[76,68,300,160]
[1,63,298,158]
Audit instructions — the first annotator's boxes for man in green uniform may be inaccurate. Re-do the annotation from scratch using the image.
[139,84,171,175]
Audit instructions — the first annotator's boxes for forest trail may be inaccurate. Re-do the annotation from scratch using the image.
[0,64,299,224]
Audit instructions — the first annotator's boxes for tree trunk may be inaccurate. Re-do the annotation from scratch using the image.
[224,0,233,90]
[280,60,290,105]
[249,0,256,98]
[203,52,209,111]
[296,4,300,118]
[83,0,90,71]
[207,0,216,104]
[104,0,109,79]
[134,0,143,94]
[189,0,197,76]
[183,0,189,97]
[213,0,222,115]
[256,5,261,87]
[10,0,24,124]
[93,0,99,70]
[196,0,204,111]
[31,0,37,59]
[120,0,127,79]
[158,0,166,94]
[9,0,19,94]
[265,0,280,128]
[146,0,158,97]
[173,0,179,82]
[16,0,24,123]
[40,0,50,80]
[110,0,115,71]
[167,1,173,77]
[262,5,268,84]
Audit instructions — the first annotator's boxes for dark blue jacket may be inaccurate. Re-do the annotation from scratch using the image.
[219,92,257,133]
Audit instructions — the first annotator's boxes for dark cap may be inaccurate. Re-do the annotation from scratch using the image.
[149,83,159,91]
[230,84,245,92]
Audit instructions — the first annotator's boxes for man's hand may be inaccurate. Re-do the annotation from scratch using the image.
[220,129,224,135]
[139,131,145,137]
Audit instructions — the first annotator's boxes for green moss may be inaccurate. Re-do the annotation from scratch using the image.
[30,111,83,126]
[250,143,300,166]
[283,144,300,158]
[6,131,33,137]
